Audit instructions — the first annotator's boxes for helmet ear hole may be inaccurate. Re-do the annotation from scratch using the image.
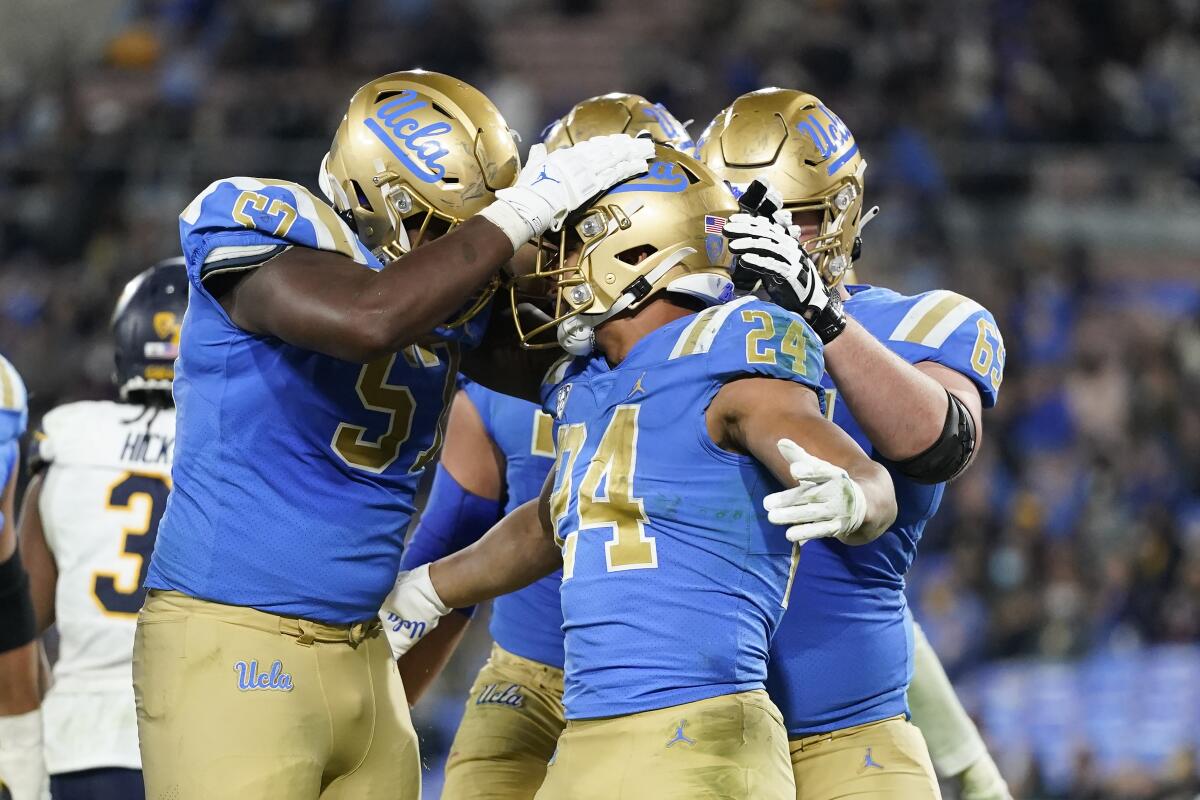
[350,181,373,211]
[616,245,657,265]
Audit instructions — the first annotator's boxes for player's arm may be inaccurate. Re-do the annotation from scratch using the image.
[392,390,505,703]
[823,323,984,474]
[908,622,1012,800]
[215,217,513,363]
[0,452,50,800]
[16,474,55,633]
[723,212,986,482]
[212,135,655,363]
[379,471,560,659]
[431,471,559,608]
[709,377,896,545]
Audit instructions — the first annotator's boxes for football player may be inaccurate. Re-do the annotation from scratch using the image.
[395,93,697,800]
[17,259,185,800]
[380,145,899,800]
[699,88,1010,800]
[0,353,47,800]
[132,69,652,799]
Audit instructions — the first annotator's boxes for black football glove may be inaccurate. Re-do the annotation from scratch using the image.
[723,212,847,344]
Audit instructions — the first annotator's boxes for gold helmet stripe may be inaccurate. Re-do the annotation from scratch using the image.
[890,291,983,348]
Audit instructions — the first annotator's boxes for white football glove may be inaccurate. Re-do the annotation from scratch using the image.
[763,438,867,544]
[480,134,655,250]
[0,709,50,800]
[378,564,451,660]
[723,213,847,343]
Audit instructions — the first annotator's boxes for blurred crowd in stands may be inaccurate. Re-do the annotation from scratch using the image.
[2,1,1199,796]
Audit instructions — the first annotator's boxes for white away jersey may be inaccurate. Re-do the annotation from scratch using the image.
[33,400,175,773]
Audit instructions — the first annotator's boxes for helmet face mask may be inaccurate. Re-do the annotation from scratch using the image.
[319,70,520,327]
[509,146,739,354]
[697,88,871,286]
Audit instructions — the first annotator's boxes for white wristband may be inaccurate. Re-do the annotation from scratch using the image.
[0,708,48,800]
[479,199,535,252]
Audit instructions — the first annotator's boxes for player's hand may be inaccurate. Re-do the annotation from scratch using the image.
[723,213,847,344]
[0,709,50,800]
[378,564,451,660]
[763,438,867,545]
[959,754,1013,800]
[481,134,655,250]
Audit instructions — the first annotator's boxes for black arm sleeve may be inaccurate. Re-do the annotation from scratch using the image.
[895,389,977,485]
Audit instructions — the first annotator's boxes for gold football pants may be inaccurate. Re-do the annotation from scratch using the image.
[132,590,420,800]
[535,689,794,800]
[789,714,941,799]
[441,644,566,800]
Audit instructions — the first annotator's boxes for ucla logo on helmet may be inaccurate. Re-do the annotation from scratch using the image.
[795,103,858,176]
[363,89,453,184]
[610,160,690,194]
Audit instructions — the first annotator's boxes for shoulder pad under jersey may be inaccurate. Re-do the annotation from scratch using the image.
[667,296,826,404]
[178,177,377,284]
[876,288,1005,407]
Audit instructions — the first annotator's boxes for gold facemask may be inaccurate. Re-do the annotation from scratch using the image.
[319,70,521,325]
[542,93,694,153]
[510,145,738,354]
[697,88,876,286]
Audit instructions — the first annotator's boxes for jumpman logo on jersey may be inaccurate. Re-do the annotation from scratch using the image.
[862,747,884,770]
[626,372,648,400]
[532,165,560,186]
[665,720,696,748]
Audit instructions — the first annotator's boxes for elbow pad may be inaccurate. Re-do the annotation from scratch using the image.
[401,464,504,618]
[0,548,37,653]
[896,390,977,485]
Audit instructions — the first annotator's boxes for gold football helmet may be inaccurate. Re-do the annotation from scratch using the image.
[697,88,875,285]
[511,144,738,354]
[542,93,694,153]
[320,70,520,262]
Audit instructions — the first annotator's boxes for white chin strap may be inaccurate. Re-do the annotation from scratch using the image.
[556,247,697,356]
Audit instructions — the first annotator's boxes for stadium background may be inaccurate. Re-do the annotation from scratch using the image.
[2,0,1199,797]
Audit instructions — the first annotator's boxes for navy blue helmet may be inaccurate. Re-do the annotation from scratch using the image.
[112,257,189,401]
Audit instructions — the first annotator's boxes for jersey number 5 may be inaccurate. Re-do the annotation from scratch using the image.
[332,344,459,474]
[93,473,171,616]
[551,405,656,580]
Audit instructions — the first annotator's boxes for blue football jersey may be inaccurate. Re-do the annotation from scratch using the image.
[0,354,28,512]
[766,284,1004,735]
[146,178,460,624]
[460,381,564,668]
[542,296,825,720]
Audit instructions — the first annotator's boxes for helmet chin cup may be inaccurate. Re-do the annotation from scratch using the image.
[557,315,595,356]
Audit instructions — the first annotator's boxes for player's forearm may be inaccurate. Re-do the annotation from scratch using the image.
[0,643,41,714]
[353,217,515,358]
[231,216,514,363]
[843,459,897,545]
[823,317,949,461]
[908,621,990,776]
[428,498,559,608]
[397,612,471,705]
